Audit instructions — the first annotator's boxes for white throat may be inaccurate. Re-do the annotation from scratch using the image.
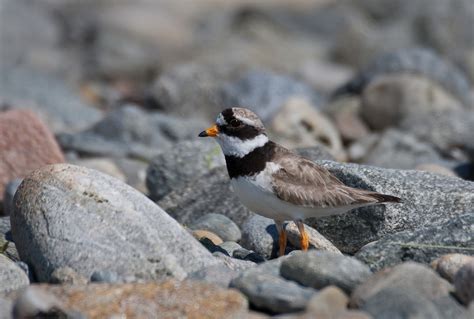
[216,133,269,157]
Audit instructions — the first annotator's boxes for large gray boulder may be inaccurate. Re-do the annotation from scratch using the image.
[146,140,225,201]
[158,168,253,228]
[356,213,474,271]
[308,160,474,253]
[11,164,220,282]
[159,158,474,254]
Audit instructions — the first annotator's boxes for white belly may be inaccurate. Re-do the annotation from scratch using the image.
[230,176,356,221]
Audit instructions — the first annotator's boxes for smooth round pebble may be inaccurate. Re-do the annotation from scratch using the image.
[190,213,241,242]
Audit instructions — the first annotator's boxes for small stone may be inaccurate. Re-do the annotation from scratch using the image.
[270,97,346,161]
[0,254,30,294]
[280,251,371,294]
[219,241,245,257]
[190,213,241,242]
[350,262,452,308]
[240,215,280,259]
[454,261,474,305]
[0,110,64,195]
[50,267,88,285]
[306,286,348,317]
[431,254,474,282]
[213,252,257,273]
[192,230,224,245]
[230,257,316,314]
[361,287,443,319]
[285,222,342,255]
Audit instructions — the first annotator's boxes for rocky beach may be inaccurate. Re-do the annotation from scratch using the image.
[1,0,474,318]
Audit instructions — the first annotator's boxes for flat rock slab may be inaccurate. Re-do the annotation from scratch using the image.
[230,257,316,314]
[356,213,474,271]
[281,251,371,294]
[9,281,249,319]
[308,160,474,253]
[11,164,219,282]
[350,262,452,308]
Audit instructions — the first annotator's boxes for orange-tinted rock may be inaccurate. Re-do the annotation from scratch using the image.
[0,110,64,194]
[13,281,248,319]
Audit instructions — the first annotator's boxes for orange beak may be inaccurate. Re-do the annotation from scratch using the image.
[198,124,219,137]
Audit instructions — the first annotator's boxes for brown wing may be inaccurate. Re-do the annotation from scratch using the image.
[271,147,395,208]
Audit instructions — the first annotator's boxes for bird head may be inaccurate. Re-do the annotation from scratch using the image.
[199,107,268,157]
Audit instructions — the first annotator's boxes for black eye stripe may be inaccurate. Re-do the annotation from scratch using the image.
[230,119,240,127]
[218,108,264,140]
[221,108,235,124]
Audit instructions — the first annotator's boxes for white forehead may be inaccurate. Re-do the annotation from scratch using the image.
[216,113,227,126]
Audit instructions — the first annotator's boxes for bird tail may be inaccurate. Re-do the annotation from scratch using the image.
[369,192,402,203]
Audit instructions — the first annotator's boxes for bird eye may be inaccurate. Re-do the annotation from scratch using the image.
[230,119,240,127]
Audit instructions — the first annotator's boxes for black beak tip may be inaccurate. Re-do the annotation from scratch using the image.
[198,131,207,137]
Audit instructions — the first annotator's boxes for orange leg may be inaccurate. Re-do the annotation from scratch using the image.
[296,220,309,251]
[275,221,287,256]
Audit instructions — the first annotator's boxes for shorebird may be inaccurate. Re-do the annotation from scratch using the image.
[199,107,401,256]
